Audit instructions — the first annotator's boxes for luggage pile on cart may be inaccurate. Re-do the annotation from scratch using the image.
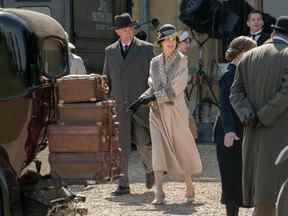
[48,74,120,184]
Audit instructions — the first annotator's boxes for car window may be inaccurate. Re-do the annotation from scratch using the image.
[41,38,68,78]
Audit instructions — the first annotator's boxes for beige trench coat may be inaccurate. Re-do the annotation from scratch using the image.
[143,51,202,176]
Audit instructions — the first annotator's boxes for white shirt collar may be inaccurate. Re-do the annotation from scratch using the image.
[250,29,263,36]
[120,40,133,48]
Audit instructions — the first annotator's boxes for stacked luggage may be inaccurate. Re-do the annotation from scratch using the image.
[48,74,120,184]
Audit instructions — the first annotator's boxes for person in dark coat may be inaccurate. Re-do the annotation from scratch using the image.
[246,10,270,46]
[214,36,256,216]
[230,16,288,216]
[103,13,154,196]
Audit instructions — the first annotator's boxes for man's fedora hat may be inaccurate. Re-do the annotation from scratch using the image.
[157,24,179,44]
[113,13,136,30]
[271,16,288,34]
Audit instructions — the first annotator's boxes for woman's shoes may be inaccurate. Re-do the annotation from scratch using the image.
[151,186,194,204]
[185,186,195,203]
[151,189,165,205]
[185,196,194,203]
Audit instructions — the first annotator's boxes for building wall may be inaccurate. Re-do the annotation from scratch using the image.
[148,0,221,72]
[247,0,287,17]
[263,0,288,17]
[132,0,286,120]
[147,0,221,118]
[246,0,262,10]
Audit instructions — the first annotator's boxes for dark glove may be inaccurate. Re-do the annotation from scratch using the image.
[127,98,143,113]
[127,95,156,113]
[141,94,156,105]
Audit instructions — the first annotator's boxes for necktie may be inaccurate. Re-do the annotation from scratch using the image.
[124,45,129,54]
[122,44,129,58]
[251,33,261,41]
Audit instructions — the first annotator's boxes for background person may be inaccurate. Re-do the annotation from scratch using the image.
[103,13,154,196]
[177,30,198,140]
[214,36,256,216]
[178,30,191,54]
[230,16,288,216]
[68,42,87,75]
[246,10,270,46]
[129,24,202,205]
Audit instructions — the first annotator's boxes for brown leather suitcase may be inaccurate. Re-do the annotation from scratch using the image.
[48,124,114,153]
[57,100,116,125]
[57,74,108,103]
[49,152,120,184]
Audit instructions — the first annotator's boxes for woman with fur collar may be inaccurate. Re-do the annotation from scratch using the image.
[129,24,202,205]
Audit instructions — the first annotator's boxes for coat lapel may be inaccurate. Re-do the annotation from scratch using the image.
[151,54,165,90]
[122,37,141,67]
[165,51,181,81]
[113,40,124,66]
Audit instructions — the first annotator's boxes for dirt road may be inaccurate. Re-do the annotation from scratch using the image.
[35,145,253,216]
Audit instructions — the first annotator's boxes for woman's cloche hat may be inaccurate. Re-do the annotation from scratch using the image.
[157,24,179,44]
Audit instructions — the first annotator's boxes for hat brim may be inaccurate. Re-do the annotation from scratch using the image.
[271,24,288,33]
[157,32,179,44]
[113,21,137,30]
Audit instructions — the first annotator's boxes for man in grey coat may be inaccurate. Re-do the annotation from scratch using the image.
[103,13,154,196]
[230,16,288,216]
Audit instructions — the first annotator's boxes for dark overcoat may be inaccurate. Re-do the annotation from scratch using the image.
[214,63,246,207]
[256,31,270,46]
[230,38,288,206]
[103,37,154,152]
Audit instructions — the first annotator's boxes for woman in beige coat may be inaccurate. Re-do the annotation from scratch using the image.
[129,24,202,205]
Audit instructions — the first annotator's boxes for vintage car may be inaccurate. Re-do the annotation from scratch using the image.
[0,8,69,215]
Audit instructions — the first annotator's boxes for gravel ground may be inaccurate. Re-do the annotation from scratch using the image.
[44,145,253,216]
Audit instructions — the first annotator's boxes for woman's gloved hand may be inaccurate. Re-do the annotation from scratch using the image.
[127,95,156,113]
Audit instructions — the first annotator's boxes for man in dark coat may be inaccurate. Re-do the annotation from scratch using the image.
[103,13,154,196]
[230,16,288,216]
[246,10,270,46]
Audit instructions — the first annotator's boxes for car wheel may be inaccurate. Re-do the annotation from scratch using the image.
[0,191,3,216]
[0,148,23,216]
